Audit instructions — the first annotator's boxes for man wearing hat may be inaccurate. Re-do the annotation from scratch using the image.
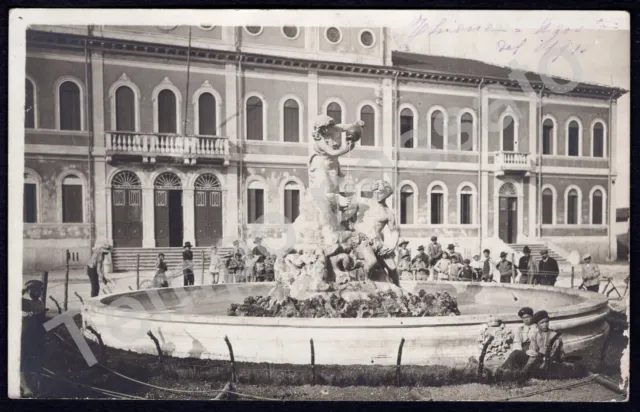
[86,242,112,297]
[426,236,443,268]
[495,251,514,283]
[517,246,538,284]
[411,245,429,280]
[21,279,46,395]
[536,248,559,286]
[396,240,412,279]
[183,242,195,286]
[481,249,494,282]
[447,244,464,265]
[580,254,601,292]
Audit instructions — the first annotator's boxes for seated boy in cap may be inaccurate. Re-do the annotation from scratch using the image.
[458,258,474,281]
[496,252,513,283]
[513,307,538,352]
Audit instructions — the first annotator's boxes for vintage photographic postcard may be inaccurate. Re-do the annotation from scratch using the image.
[8,9,630,401]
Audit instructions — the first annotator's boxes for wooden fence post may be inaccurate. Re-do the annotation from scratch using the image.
[64,250,70,311]
[571,266,575,289]
[41,271,49,310]
[310,338,316,386]
[136,254,140,290]
[511,253,516,283]
[224,335,236,383]
[396,338,405,386]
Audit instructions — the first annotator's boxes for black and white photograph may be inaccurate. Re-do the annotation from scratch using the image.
[8,9,630,401]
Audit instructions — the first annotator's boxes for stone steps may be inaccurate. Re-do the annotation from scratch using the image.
[111,247,234,272]
[507,243,566,263]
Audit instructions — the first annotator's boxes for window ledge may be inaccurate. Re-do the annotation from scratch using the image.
[26,128,90,136]
[541,224,607,229]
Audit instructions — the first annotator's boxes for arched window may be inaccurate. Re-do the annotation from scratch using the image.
[59,81,82,131]
[566,187,580,225]
[459,185,473,224]
[25,78,36,129]
[542,118,555,155]
[62,175,83,223]
[429,110,445,150]
[246,96,264,141]
[591,188,605,224]
[360,104,375,146]
[400,185,414,224]
[326,102,342,124]
[459,112,474,151]
[502,115,515,151]
[542,187,555,224]
[115,86,136,132]
[430,184,445,224]
[283,181,301,223]
[283,99,300,142]
[247,179,266,223]
[592,121,605,158]
[567,119,581,156]
[24,172,39,223]
[157,89,177,134]
[198,92,217,135]
[399,107,415,148]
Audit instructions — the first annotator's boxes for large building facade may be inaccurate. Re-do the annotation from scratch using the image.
[22,25,625,271]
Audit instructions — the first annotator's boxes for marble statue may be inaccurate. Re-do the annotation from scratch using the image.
[273,114,403,301]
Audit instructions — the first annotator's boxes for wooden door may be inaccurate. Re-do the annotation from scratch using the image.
[499,197,509,243]
[194,190,223,246]
[508,198,518,244]
[154,189,170,247]
[168,190,183,247]
[112,187,142,247]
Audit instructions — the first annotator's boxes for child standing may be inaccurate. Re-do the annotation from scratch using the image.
[447,254,463,281]
[209,246,222,284]
[470,254,483,281]
[434,251,452,281]
[153,253,169,288]
[411,245,429,280]
[459,258,474,281]
[496,251,514,283]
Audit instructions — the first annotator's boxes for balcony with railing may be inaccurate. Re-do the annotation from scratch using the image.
[105,132,230,165]
[494,151,533,175]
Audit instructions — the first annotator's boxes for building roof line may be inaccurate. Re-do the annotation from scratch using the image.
[25,29,627,100]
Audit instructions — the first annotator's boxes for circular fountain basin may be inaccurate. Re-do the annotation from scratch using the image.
[82,282,609,366]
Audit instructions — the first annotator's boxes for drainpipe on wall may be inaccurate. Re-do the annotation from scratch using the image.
[607,91,615,261]
[537,85,545,240]
[476,78,485,256]
[235,27,245,242]
[392,70,399,220]
[85,26,95,251]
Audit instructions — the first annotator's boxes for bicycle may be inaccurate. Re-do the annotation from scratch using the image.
[578,276,623,299]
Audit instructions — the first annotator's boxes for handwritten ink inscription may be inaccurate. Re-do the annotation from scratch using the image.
[406,16,616,61]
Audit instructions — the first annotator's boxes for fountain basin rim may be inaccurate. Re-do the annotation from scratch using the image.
[84,281,609,328]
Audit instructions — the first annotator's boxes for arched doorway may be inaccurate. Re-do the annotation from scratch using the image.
[154,172,183,247]
[194,173,223,246]
[111,171,142,247]
[498,182,518,244]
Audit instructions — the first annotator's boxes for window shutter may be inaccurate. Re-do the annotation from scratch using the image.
[542,191,553,224]
[59,82,81,131]
[115,86,136,131]
[283,101,299,142]
[593,192,603,224]
[158,90,177,134]
[360,106,375,146]
[62,184,83,223]
[199,93,216,135]
[24,183,37,223]
[25,80,35,129]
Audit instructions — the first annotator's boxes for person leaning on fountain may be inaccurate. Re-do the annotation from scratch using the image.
[580,254,601,292]
[496,252,513,283]
[536,248,559,286]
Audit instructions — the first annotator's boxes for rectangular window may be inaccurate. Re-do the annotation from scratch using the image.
[542,124,553,155]
[568,127,580,156]
[284,189,300,223]
[247,188,264,223]
[400,116,413,148]
[400,192,414,224]
[24,183,37,223]
[360,112,375,146]
[196,191,206,207]
[283,106,299,142]
[113,189,126,206]
[431,193,443,224]
[128,190,141,206]
[592,195,603,224]
[460,193,472,224]
[210,191,221,207]
[567,195,578,224]
[542,193,553,224]
[62,184,83,223]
